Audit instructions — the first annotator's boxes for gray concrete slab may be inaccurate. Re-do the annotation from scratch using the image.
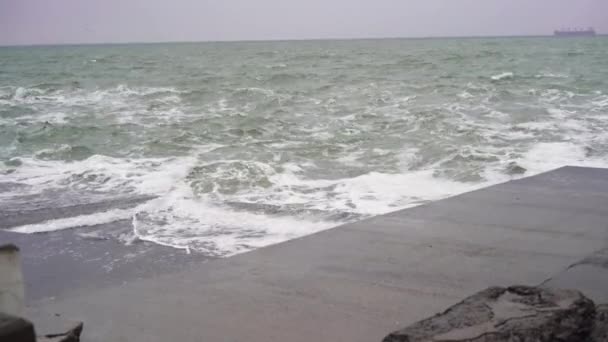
[544,247,608,304]
[19,166,608,342]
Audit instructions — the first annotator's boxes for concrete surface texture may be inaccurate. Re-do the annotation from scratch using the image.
[0,224,211,302]
[12,166,608,342]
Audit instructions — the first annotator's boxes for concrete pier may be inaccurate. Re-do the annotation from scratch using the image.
[4,166,608,342]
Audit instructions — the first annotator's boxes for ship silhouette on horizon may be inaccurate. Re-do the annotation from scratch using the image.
[554,27,596,37]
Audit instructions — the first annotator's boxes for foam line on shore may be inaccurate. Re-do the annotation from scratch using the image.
[8,208,136,234]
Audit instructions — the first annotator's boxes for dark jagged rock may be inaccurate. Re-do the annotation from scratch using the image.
[28,309,84,342]
[579,248,608,269]
[505,162,527,175]
[383,286,595,342]
[591,304,608,342]
[0,313,36,342]
[0,243,19,252]
[37,320,83,342]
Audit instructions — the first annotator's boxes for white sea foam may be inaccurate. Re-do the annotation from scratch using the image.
[592,95,608,109]
[519,142,606,174]
[535,72,568,79]
[458,91,474,99]
[3,42,608,258]
[219,161,476,217]
[1,154,198,195]
[9,208,136,234]
[515,121,558,131]
[132,190,335,256]
[6,115,608,257]
[334,150,365,166]
[126,162,476,256]
[5,149,482,256]
[1,85,186,126]
[334,170,476,214]
[3,149,354,256]
[491,72,514,81]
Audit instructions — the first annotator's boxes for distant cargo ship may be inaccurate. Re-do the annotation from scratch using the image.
[554,28,596,37]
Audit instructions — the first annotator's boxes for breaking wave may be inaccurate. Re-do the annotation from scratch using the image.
[2,38,608,256]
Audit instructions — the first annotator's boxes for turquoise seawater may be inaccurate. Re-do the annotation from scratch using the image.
[1,37,608,255]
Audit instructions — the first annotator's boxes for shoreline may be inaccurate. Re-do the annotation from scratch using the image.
[0,222,211,303]
[2,166,606,341]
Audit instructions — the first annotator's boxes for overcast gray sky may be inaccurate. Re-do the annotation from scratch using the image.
[1,0,606,45]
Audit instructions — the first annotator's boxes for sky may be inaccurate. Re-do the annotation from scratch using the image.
[1,0,606,45]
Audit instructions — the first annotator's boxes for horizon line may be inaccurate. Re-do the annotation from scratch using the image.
[1,33,606,48]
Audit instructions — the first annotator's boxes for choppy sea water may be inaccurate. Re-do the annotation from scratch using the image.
[1,38,607,256]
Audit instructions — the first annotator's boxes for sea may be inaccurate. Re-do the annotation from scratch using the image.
[1,37,607,257]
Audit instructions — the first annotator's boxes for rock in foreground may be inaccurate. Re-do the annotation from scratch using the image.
[591,304,608,342]
[27,308,83,342]
[0,313,36,342]
[35,318,83,342]
[383,286,596,342]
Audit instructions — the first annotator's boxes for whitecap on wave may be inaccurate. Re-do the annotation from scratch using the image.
[490,72,514,81]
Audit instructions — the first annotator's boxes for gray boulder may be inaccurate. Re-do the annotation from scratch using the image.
[383,286,595,342]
